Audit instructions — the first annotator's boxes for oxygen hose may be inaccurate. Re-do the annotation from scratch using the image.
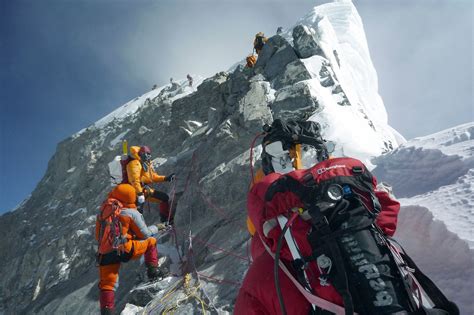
[328,199,350,223]
[274,221,291,315]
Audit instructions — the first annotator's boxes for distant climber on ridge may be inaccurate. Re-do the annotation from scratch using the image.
[96,184,167,315]
[127,145,176,224]
[253,32,268,55]
[246,54,257,68]
[187,74,193,87]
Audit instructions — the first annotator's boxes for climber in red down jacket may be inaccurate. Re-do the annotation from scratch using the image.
[234,157,400,315]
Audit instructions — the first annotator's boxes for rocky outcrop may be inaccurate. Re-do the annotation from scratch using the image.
[255,35,312,90]
[292,24,325,59]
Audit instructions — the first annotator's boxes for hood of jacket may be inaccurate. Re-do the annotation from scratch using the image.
[129,146,141,161]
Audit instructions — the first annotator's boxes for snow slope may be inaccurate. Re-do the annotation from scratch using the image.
[399,122,473,160]
[73,76,204,137]
[374,122,474,248]
[372,123,474,314]
[400,169,473,248]
[299,1,386,123]
[394,205,473,315]
[287,0,403,167]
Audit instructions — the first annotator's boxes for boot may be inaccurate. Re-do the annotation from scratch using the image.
[159,202,174,224]
[146,264,164,281]
[101,307,114,315]
[99,290,115,314]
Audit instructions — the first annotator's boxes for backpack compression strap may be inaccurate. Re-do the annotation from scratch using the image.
[393,240,460,315]
[261,236,355,315]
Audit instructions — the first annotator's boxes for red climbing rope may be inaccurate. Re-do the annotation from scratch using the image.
[192,234,250,262]
[196,187,236,223]
[177,229,250,263]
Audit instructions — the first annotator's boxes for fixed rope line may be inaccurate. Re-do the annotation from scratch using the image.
[177,229,250,263]
[196,187,241,225]
[167,179,177,223]
[192,235,250,262]
[188,233,229,312]
[197,272,242,287]
[183,149,246,231]
[144,148,246,314]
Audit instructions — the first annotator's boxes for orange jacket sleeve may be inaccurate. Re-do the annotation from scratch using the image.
[149,165,166,183]
[247,168,266,236]
[127,159,143,194]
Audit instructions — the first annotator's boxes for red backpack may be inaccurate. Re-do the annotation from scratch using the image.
[120,157,132,184]
[262,157,458,315]
[96,198,126,255]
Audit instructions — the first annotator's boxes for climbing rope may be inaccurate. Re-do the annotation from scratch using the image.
[173,228,249,263]
[167,179,177,224]
[146,142,256,313]
[196,272,242,287]
[160,273,208,315]
[191,233,250,263]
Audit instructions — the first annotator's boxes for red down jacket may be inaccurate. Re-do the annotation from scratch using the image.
[234,157,400,315]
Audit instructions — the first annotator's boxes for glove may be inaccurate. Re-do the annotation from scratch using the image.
[143,185,153,197]
[165,173,176,182]
[137,194,145,204]
[156,223,169,231]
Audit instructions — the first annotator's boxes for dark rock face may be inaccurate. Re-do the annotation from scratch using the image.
[292,24,325,59]
[255,35,312,90]
[254,35,289,69]
[0,28,327,314]
[272,83,319,121]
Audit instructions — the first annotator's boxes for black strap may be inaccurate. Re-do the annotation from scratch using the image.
[400,252,459,315]
[306,204,354,315]
[98,243,134,266]
[265,175,313,204]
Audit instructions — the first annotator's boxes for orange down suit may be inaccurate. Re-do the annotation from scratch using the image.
[126,146,173,222]
[127,146,166,195]
[96,184,159,293]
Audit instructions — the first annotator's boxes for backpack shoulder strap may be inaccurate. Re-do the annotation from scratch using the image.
[100,198,123,219]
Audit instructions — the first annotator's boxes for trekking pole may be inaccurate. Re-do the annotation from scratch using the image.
[277,214,317,313]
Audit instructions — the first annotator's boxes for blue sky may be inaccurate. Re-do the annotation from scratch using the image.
[1,0,472,214]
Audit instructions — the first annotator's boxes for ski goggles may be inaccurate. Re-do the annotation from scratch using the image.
[140,152,152,162]
[264,141,294,174]
[265,141,334,172]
